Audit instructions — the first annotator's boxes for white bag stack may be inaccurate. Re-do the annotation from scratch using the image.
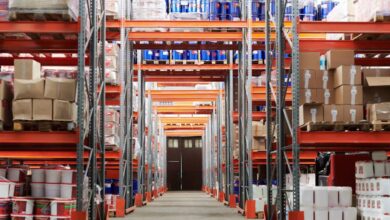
[299,186,356,220]
[132,0,167,31]
[104,42,119,85]
[356,151,390,219]
[104,107,120,149]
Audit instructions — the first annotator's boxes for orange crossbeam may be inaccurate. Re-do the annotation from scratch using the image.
[165,130,204,137]
[160,117,209,124]
[164,125,205,130]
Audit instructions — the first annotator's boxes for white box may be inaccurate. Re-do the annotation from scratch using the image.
[329,208,343,220]
[315,208,328,220]
[356,161,374,178]
[314,187,329,208]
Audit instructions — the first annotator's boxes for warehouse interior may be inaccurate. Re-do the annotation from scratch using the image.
[0,0,389,220]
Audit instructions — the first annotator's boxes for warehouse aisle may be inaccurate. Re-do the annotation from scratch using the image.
[119,191,243,220]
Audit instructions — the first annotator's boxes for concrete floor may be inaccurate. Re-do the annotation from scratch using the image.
[117,191,244,220]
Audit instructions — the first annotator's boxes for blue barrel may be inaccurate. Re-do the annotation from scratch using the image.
[211,50,218,61]
[210,1,223,16]
[181,2,189,13]
[173,50,184,60]
[171,0,181,12]
[260,50,265,60]
[231,1,240,20]
[233,51,239,63]
[302,1,316,21]
[200,0,210,13]
[133,179,138,195]
[160,50,169,61]
[285,2,292,21]
[253,50,260,60]
[258,1,265,20]
[222,2,232,20]
[217,50,226,61]
[320,0,336,20]
[187,50,198,60]
[143,50,153,60]
[201,50,211,61]
[153,50,160,60]
[189,0,197,12]
[105,179,113,194]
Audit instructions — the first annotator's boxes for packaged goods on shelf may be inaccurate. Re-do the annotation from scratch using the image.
[53,100,76,122]
[12,99,32,121]
[362,68,390,105]
[8,0,79,21]
[353,0,390,22]
[299,103,324,125]
[334,85,363,105]
[32,99,52,121]
[105,0,119,19]
[44,77,76,102]
[169,12,205,32]
[252,185,277,212]
[334,66,362,88]
[43,69,77,79]
[325,0,353,41]
[14,60,41,80]
[13,79,45,100]
[0,177,16,198]
[104,108,120,149]
[325,50,355,70]
[132,0,167,31]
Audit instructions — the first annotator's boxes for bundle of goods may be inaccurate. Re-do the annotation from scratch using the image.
[299,50,364,129]
[12,59,77,131]
[353,0,390,22]
[132,0,167,31]
[104,42,119,85]
[5,166,28,197]
[105,0,119,19]
[355,151,390,219]
[300,186,357,220]
[0,0,8,21]
[104,107,120,150]
[252,184,277,213]
[8,0,79,21]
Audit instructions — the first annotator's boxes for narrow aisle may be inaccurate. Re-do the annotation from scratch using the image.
[118,191,243,220]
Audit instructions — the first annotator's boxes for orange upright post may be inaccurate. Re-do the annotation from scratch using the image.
[288,211,304,220]
[218,191,225,202]
[146,192,152,203]
[135,193,143,207]
[245,200,257,219]
[212,188,217,198]
[115,197,125,217]
[229,194,236,208]
[153,189,159,198]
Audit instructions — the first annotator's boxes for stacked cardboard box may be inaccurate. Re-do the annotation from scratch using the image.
[105,108,120,149]
[299,50,365,125]
[355,151,390,219]
[104,43,119,85]
[12,59,76,123]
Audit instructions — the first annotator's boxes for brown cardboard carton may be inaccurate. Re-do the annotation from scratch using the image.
[252,121,266,138]
[342,105,363,123]
[324,105,343,122]
[334,85,363,105]
[53,100,76,122]
[32,99,52,121]
[318,70,334,90]
[300,89,319,105]
[334,65,362,88]
[316,89,335,105]
[363,69,390,86]
[0,80,12,100]
[364,87,390,104]
[12,99,32,120]
[14,59,41,80]
[300,52,320,69]
[14,79,45,100]
[300,69,321,89]
[252,137,266,151]
[325,50,355,70]
[299,103,324,126]
[44,77,76,102]
[369,102,390,121]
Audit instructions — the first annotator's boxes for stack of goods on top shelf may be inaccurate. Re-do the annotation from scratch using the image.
[105,0,119,20]
[169,0,207,30]
[104,42,119,85]
[300,186,357,220]
[7,0,79,21]
[104,108,120,150]
[299,50,366,130]
[12,59,77,132]
[355,151,390,219]
[353,0,390,22]
[132,0,168,31]
[0,165,78,219]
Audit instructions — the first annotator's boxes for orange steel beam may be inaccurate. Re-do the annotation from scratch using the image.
[107,20,249,28]
[0,151,120,160]
[149,90,220,95]
[0,40,78,53]
[0,21,79,33]
[160,117,209,124]
[165,131,204,137]
[164,125,206,130]
[154,105,214,114]
[298,21,390,34]
[135,64,276,71]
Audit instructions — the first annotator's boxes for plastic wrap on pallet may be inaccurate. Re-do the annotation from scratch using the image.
[43,69,77,79]
[105,0,119,19]
[105,69,119,85]
[132,0,168,31]
[354,0,390,22]
[8,0,79,21]
[169,12,204,32]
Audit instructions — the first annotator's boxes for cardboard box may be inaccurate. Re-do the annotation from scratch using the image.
[53,100,76,122]
[12,99,32,120]
[44,77,76,102]
[0,80,12,100]
[362,68,390,104]
[14,59,41,80]
[252,121,266,138]
[324,105,343,122]
[363,69,390,86]
[300,89,318,105]
[252,137,266,151]
[300,52,320,70]
[300,69,321,89]
[334,65,362,88]
[14,79,45,100]
[318,70,334,90]
[32,99,52,121]
[369,102,390,121]
[325,50,355,70]
[299,104,324,126]
[316,89,335,105]
[342,105,363,123]
[335,85,363,105]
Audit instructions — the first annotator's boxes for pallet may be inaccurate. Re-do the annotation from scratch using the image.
[8,9,76,22]
[142,60,170,64]
[171,60,198,65]
[372,120,390,131]
[13,121,76,132]
[300,121,371,132]
[208,28,241,32]
[200,60,228,65]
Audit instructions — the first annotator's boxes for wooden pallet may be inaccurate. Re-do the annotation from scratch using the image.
[372,120,390,131]
[171,60,198,65]
[208,27,241,32]
[200,60,228,65]
[142,60,170,64]
[300,121,371,132]
[8,9,76,22]
[13,121,76,132]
